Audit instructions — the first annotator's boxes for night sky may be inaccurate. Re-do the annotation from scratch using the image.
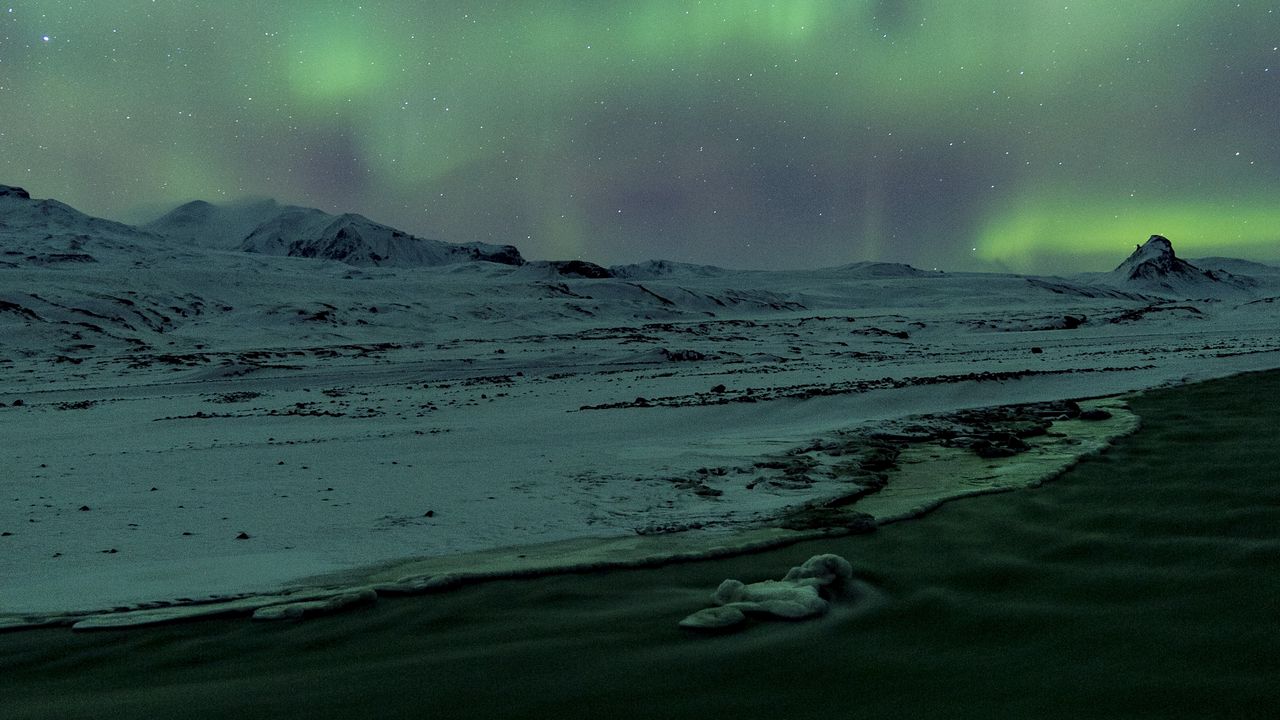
[2,2,1278,272]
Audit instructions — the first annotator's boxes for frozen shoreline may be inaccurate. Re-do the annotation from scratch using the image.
[0,390,1152,630]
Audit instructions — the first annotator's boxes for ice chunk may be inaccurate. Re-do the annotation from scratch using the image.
[783,553,855,593]
[750,595,827,619]
[251,589,376,621]
[711,578,746,605]
[717,579,828,614]
[680,553,856,632]
[677,605,747,631]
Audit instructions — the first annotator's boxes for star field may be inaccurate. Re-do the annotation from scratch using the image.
[2,1,1278,271]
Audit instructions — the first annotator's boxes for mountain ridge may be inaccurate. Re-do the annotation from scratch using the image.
[147,198,524,268]
[5,183,1278,289]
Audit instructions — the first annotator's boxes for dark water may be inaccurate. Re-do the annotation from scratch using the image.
[4,371,1279,719]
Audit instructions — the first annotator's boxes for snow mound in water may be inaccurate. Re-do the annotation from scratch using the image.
[679,553,857,632]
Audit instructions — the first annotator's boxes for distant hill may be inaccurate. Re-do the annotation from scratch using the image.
[1189,256,1280,277]
[826,261,942,278]
[609,260,728,279]
[0,184,169,266]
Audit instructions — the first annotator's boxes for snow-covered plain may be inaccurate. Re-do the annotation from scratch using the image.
[3,185,1279,626]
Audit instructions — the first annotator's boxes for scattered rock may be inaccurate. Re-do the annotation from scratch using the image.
[235,532,251,540]
[424,510,435,518]
[857,443,900,472]
[78,505,91,512]
[206,391,262,404]
[56,400,96,411]
[969,430,1032,459]
[1079,409,1113,421]
[973,441,1018,459]
[661,348,707,362]
[1005,421,1050,438]
[778,508,876,532]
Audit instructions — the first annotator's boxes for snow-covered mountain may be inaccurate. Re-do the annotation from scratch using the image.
[147,198,524,268]
[1104,234,1259,298]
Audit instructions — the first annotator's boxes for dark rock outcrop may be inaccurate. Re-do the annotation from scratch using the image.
[549,260,613,279]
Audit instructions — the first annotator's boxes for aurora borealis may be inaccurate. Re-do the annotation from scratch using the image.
[2,2,1278,272]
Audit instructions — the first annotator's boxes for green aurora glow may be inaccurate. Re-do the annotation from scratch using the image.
[2,1,1277,271]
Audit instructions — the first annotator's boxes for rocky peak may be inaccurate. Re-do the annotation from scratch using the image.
[1114,234,1197,281]
[1105,234,1261,298]
[1129,234,1174,259]
[0,184,32,199]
